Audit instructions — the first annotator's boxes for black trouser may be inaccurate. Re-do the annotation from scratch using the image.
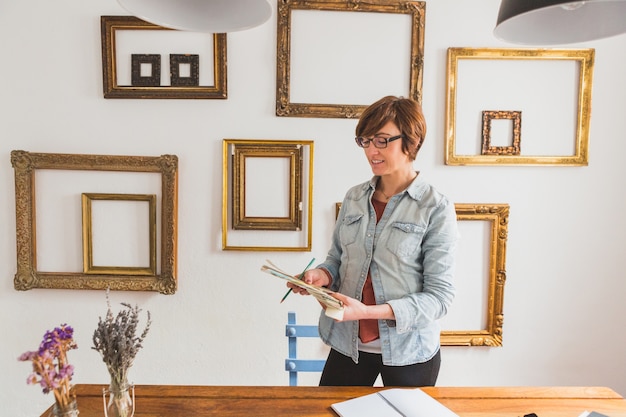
[319,348,441,387]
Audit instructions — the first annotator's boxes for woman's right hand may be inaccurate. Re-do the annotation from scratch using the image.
[287,268,330,295]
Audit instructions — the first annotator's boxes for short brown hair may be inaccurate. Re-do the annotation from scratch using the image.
[355,96,426,161]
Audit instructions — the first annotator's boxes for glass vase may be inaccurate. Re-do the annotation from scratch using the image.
[103,383,135,417]
[50,399,79,417]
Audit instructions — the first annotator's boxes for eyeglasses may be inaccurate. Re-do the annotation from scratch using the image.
[355,134,404,149]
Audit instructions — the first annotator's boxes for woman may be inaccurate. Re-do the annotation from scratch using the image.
[288,95,459,386]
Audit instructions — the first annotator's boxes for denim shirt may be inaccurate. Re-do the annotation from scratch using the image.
[317,174,459,366]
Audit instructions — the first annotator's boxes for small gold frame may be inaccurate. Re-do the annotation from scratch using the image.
[81,193,157,276]
[232,143,303,231]
[101,16,227,99]
[481,110,522,156]
[276,0,425,118]
[441,204,509,347]
[222,139,314,251]
[11,150,178,294]
[445,48,594,165]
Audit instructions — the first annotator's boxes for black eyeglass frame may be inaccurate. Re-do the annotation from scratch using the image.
[355,134,404,149]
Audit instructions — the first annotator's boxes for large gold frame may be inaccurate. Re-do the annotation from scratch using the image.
[101,16,227,99]
[445,48,594,166]
[81,193,157,276]
[222,139,314,251]
[276,0,425,118]
[441,204,509,347]
[11,151,178,294]
[335,201,509,346]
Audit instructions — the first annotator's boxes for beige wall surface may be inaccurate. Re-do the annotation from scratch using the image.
[1,1,625,416]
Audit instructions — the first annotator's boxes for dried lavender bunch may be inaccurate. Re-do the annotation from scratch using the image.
[92,291,151,390]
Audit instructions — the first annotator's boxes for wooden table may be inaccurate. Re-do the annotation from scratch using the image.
[40,385,626,416]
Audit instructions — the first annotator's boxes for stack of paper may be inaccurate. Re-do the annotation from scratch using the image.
[261,260,344,320]
[331,388,460,417]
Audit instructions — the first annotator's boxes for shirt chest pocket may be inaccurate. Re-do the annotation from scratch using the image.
[386,222,426,258]
[339,214,363,246]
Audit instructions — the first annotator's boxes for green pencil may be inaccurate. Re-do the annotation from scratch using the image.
[280,258,315,303]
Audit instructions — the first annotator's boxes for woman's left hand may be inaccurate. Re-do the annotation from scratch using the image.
[329,292,368,322]
[329,292,396,323]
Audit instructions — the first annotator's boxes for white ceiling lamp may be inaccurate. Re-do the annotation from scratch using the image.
[116,0,273,33]
[494,0,626,44]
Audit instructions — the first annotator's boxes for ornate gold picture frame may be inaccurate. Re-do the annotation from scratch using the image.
[81,193,157,276]
[445,48,594,165]
[101,16,227,99]
[481,110,522,156]
[276,0,425,118]
[334,201,509,346]
[11,151,178,294]
[440,204,509,347]
[232,143,303,231]
[222,140,314,251]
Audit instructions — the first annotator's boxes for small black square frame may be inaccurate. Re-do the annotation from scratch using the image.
[131,54,161,86]
[170,54,200,87]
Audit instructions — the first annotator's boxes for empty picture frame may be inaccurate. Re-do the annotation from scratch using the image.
[334,201,509,346]
[276,0,425,118]
[82,193,157,276]
[481,110,522,156]
[222,139,314,251]
[232,143,303,231]
[101,16,227,99]
[445,48,594,165]
[11,150,178,294]
[440,204,509,347]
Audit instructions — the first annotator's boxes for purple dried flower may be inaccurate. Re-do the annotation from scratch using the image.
[18,324,77,410]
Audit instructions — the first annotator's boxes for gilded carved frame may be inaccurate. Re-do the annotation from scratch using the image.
[232,143,303,231]
[335,202,509,346]
[481,110,522,156]
[11,150,178,294]
[81,193,157,276]
[276,0,425,118]
[445,48,594,165]
[441,204,509,346]
[222,139,314,251]
[101,16,227,99]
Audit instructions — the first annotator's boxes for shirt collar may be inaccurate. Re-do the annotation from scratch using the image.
[367,172,427,201]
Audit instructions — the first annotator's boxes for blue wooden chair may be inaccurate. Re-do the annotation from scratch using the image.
[285,311,326,386]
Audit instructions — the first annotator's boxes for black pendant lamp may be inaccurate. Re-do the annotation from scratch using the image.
[494,0,626,44]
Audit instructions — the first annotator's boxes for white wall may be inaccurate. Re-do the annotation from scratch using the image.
[1,1,625,416]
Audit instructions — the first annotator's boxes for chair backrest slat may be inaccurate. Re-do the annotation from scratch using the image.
[285,311,326,386]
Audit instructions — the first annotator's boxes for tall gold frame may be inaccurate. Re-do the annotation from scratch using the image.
[11,151,178,294]
[101,16,227,99]
[222,140,314,251]
[442,204,509,347]
[276,0,425,118]
[445,48,594,166]
[334,202,508,346]
[81,193,157,276]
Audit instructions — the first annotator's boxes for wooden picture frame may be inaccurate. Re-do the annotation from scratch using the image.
[81,193,157,276]
[440,204,509,347]
[276,0,425,118]
[232,143,303,231]
[11,150,178,294]
[222,140,314,251]
[101,15,227,99]
[445,48,594,165]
